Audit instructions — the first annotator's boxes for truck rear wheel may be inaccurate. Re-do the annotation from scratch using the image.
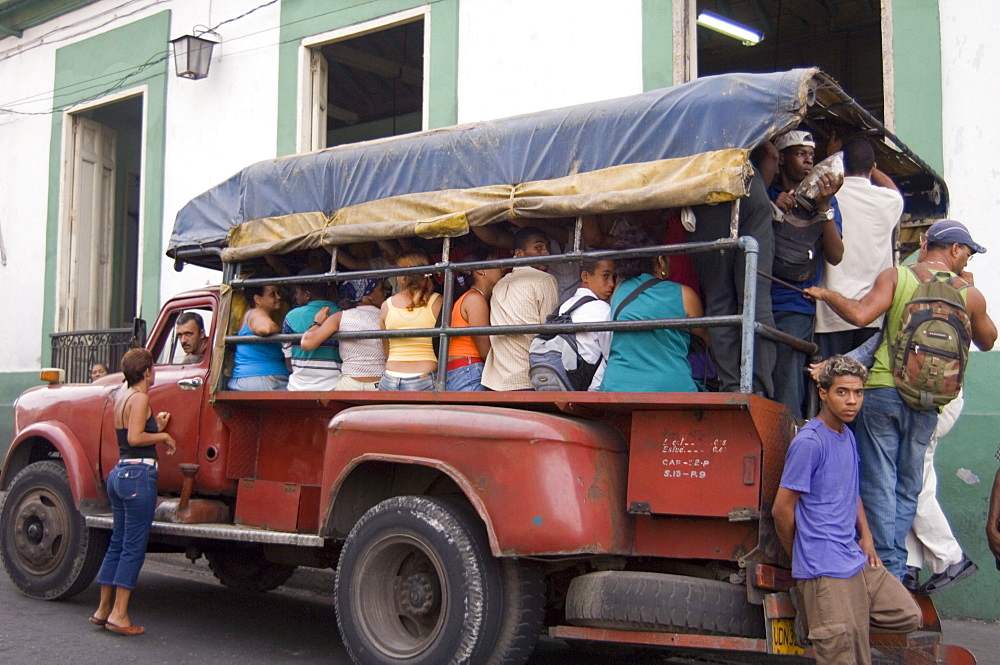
[0,461,108,600]
[205,546,296,592]
[565,570,765,638]
[335,495,506,665]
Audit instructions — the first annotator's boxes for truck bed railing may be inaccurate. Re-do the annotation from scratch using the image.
[225,207,772,393]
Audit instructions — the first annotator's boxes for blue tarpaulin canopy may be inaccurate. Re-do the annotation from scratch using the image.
[168,68,945,266]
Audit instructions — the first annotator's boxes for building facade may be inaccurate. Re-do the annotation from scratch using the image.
[0,0,997,619]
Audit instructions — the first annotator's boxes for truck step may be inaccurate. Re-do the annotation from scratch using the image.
[85,515,326,547]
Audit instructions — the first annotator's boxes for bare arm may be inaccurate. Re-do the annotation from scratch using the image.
[772,487,800,558]
[805,266,897,328]
[964,286,997,351]
[461,292,492,358]
[680,285,708,344]
[821,217,844,265]
[380,300,391,356]
[581,215,614,249]
[300,308,343,351]
[125,392,175,453]
[987,468,1000,560]
[856,498,881,567]
[870,167,901,194]
[248,307,281,335]
[472,224,513,250]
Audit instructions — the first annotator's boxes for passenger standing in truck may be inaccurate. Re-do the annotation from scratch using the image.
[90,348,176,636]
[282,272,342,391]
[601,228,703,392]
[229,284,290,390]
[482,227,559,391]
[303,278,388,391]
[446,248,503,391]
[379,251,443,391]
[772,355,920,664]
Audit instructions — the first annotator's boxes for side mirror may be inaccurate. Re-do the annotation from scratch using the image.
[132,317,147,348]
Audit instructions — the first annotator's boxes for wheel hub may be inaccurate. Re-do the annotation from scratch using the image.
[12,489,70,575]
[398,573,436,616]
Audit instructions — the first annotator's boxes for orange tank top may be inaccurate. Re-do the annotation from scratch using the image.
[448,290,482,359]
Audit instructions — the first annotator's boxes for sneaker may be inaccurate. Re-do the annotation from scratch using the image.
[902,566,921,592]
[919,555,979,594]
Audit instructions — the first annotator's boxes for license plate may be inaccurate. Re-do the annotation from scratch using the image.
[770,618,805,655]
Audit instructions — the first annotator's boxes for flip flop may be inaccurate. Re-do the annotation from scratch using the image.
[105,620,145,636]
[88,616,107,626]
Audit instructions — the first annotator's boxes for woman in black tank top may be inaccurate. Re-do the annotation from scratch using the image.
[90,348,175,636]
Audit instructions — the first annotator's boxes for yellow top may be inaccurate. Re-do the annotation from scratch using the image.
[385,292,439,362]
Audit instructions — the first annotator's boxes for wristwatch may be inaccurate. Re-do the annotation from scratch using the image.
[817,207,835,222]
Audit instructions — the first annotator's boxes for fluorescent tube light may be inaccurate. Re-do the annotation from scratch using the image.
[697,10,762,45]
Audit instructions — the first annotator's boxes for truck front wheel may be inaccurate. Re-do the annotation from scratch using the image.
[0,461,108,600]
[335,495,505,665]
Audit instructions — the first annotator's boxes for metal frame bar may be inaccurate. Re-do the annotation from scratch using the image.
[224,202,766,393]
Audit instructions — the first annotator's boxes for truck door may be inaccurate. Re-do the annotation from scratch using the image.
[99,298,216,494]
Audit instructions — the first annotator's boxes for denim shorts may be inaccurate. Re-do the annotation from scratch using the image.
[378,371,437,391]
[446,362,486,391]
[228,374,289,391]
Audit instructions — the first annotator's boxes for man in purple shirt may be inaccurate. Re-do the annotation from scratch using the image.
[773,355,919,664]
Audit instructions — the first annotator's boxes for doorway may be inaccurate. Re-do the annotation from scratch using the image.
[58,94,142,332]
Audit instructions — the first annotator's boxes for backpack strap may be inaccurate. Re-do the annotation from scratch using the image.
[613,277,661,321]
[563,295,598,318]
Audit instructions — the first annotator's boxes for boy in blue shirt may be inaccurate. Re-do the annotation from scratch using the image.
[773,355,919,664]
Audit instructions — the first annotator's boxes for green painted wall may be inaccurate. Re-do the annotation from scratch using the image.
[0,373,40,462]
[276,0,458,157]
[642,0,673,91]
[43,11,170,360]
[892,0,943,174]
[928,351,1000,620]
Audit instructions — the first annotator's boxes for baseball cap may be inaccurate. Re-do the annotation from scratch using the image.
[773,130,816,153]
[926,219,987,254]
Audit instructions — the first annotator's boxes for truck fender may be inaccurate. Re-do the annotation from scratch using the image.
[1,422,102,505]
[326,454,504,554]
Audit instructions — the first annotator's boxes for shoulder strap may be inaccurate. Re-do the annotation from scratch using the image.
[614,278,661,321]
[563,295,598,318]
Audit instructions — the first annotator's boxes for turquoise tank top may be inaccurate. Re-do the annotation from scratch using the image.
[601,274,697,393]
[232,320,290,378]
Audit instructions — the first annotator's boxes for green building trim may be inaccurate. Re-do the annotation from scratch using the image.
[276,0,459,157]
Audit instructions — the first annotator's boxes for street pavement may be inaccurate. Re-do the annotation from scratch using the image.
[0,551,995,664]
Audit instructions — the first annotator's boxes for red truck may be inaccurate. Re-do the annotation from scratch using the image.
[1,70,972,664]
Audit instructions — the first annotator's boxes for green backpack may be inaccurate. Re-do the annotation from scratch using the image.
[889,265,971,410]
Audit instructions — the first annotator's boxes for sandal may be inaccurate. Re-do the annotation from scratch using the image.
[919,555,978,594]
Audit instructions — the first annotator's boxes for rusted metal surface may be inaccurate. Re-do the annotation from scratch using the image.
[234,478,314,532]
[631,515,758,560]
[938,644,977,665]
[628,409,761,518]
[754,562,795,592]
[322,404,631,557]
[914,593,942,632]
[548,625,768,652]
[763,591,796,619]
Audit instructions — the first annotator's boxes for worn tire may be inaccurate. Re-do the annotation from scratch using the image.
[205,546,296,592]
[335,496,504,665]
[484,558,546,665]
[565,571,765,638]
[0,461,109,600]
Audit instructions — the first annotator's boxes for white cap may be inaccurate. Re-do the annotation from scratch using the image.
[774,130,816,152]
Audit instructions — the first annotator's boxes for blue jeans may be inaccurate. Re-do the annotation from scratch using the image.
[445,363,486,391]
[97,462,158,590]
[228,374,288,391]
[855,387,937,580]
[772,310,814,419]
[378,371,437,391]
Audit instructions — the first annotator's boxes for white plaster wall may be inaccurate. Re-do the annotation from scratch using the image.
[456,0,644,123]
[0,44,56,371]
[940,0,1000,323]
[159,0,281,302]
[0,0,179,372]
